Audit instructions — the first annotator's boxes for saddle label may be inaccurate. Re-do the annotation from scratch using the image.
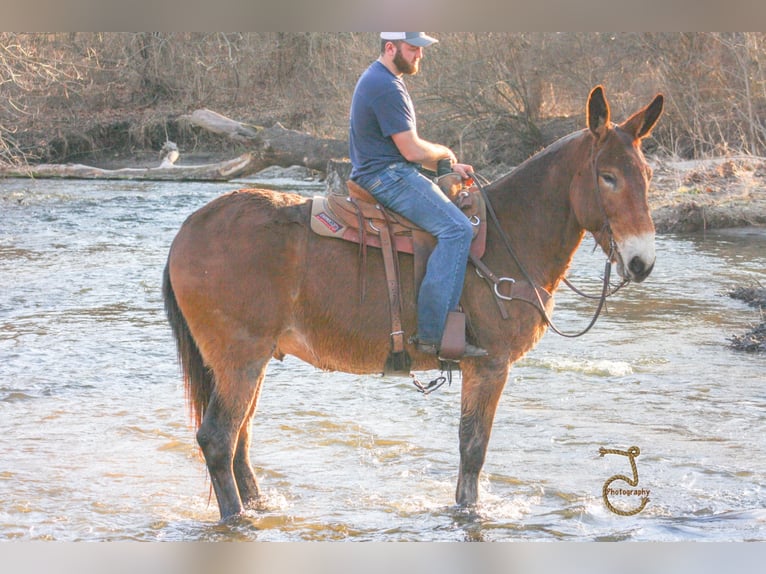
[314,210,343,234]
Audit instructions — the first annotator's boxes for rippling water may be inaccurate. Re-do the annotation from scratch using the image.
[1,178,764,541]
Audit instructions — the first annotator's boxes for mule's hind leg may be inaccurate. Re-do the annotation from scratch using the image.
[455,360,510,506]
[196,356,269,520]
[233,375,266,508]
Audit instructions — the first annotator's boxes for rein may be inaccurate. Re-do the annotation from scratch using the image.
[471,170,624,338]
[563,275,627,300]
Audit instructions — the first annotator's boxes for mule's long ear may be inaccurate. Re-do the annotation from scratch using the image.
[621,94,664,140]
[587,85,610,141]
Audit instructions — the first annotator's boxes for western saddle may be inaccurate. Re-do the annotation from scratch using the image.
[310,172,486,375]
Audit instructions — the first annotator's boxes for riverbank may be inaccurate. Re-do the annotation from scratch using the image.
[649,156,766,233]
[728,284,766,353]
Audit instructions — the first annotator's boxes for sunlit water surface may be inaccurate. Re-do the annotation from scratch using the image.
[1,178,764,541]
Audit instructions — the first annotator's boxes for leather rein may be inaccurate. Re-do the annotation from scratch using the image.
[470,155,628,338]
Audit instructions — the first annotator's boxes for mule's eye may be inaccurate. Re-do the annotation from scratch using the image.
[600,172,618,189]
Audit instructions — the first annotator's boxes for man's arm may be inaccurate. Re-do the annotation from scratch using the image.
[391,130,472,177]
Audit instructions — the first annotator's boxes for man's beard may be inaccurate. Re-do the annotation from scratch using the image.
[393,47,419,75]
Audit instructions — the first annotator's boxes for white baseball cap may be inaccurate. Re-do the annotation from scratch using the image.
[380,32,438,47]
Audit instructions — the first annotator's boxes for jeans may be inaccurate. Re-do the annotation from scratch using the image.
[356,162,474,345]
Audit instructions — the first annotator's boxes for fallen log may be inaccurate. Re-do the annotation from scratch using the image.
[0,152,258,181]
[182,109,261,141]
[0,109,349,182]
[182,109,348,172]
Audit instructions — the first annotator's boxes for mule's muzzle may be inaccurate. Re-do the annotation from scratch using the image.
[613,233,655,283]
[615,251,655,283]
[627,255,654,283]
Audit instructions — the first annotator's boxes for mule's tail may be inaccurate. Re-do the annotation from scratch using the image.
[162,262,212,430]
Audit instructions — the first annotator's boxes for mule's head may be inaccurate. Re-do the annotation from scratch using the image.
[571,85,664,283]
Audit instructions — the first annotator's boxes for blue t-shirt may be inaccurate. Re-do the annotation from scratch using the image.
[349,61,416,181]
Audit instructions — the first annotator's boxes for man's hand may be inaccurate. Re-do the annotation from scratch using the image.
[451,162,474,180]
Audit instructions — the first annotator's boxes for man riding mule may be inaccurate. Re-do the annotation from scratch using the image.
[163,84,663,520]
[349,32,488,360]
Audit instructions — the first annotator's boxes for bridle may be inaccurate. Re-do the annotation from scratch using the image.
[471,140,631,338]
[566,139,632,300]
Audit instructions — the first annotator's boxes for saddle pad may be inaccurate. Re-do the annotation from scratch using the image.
[310,196,349,239]
[311,196,418,254]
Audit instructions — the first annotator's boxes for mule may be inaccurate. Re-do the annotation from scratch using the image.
[163,85,664,520]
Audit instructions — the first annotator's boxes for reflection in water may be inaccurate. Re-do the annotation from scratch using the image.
[0,179,764,541]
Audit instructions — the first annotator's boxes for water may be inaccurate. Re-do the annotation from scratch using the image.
[1,178,764,541]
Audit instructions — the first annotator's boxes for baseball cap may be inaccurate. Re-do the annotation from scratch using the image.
[380,32,438,47]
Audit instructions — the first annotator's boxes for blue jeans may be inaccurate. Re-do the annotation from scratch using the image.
[356,162,474,345]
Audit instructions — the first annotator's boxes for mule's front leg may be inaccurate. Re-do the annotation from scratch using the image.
[455,362,509,506]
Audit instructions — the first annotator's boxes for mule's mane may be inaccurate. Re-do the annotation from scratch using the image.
[491,128,590,190]
[480,127,596,290]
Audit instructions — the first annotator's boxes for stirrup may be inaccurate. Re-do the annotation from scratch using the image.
[415,341,439,355]
[460,343,489,358]
[414,341,487,360]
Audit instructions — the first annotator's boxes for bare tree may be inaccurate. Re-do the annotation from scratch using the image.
[3,32,765,166]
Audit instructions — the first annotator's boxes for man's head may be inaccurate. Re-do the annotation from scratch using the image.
[380,32,438,75]
[380,32,438,48]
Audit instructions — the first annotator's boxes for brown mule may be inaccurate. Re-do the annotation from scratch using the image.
[163,86,663,520]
